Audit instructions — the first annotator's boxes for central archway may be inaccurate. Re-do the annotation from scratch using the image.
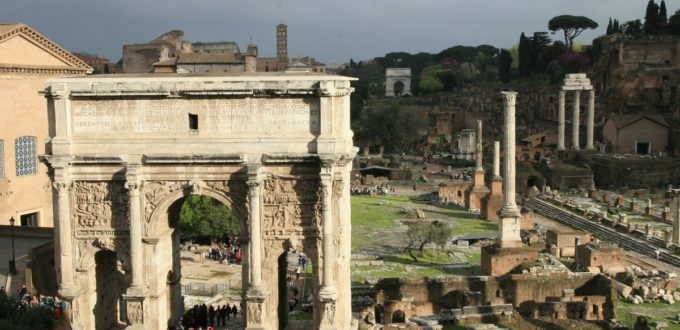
[145,184,248,329]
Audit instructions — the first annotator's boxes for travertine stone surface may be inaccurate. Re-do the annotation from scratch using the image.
[42,73,357,330]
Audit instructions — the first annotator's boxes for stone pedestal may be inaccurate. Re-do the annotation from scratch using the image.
[122,294,146,329]
[481,179,504,222]
[245,288,268,330]
[645,206,655,217]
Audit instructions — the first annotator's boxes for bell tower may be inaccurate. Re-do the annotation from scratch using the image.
[276,23,288,71]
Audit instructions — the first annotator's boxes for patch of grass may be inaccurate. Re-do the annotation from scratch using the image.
[289,312,314,320]
[210,271,233,278]
[617,298,680,329]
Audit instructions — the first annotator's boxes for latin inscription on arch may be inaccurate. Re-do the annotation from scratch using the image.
[71,98,320,134]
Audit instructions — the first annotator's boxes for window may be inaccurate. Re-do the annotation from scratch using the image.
[188,114,198,130]
[15,136,37,176]
[20,212,38,226]
[0,139,4,179]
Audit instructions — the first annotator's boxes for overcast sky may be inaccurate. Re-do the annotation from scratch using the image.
[1,0,662,66]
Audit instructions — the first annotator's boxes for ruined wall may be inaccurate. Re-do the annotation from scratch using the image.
[507,272,595,314]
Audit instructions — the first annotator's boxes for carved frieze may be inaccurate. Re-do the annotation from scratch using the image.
[261,178,321,238]
[72,181,129,229]
[142,181,184,236]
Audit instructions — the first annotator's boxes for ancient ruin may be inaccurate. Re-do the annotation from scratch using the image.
[42,73,356,329]
[385,68,412,97]
[558,74,595,150]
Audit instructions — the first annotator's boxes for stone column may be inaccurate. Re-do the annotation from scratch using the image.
[124,165,147,329]
[245,165,267,330]
[476,120,483,170]
[558,90,566,150]
[673,191,680,245]
[319,159,337,330]
[586,89,595,149]
[493,141,500,179]
[126,179,146,294]
[572,90,581,150]
[499,92,521,247]
[53,179,80,299]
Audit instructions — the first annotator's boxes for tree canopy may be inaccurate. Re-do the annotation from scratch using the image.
[548,15,598,50]
[179,195,240,243]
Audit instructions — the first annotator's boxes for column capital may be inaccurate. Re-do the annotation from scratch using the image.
[125,181,142,196]
[501,91,517,105]
[53,181,73,195]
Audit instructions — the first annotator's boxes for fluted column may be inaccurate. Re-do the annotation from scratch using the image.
[572,90,581,150]
[125,179,146,293]
[558,90,566,150]
[586,89,595,149]
[493,141,500,179]
[245,165,267,330]
[499,92,521,247]
[319,159,337,330]
[53,180,80,298]
[247,178,263,289]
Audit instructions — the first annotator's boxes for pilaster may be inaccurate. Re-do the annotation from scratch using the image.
[245,163,269,330]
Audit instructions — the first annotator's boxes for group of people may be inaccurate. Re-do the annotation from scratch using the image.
[181,303,239,330]
[351,184,395,196]
[4,284,65,320]
[208,245,241,265]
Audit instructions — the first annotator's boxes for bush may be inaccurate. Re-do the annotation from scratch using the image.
[0,292,55,330]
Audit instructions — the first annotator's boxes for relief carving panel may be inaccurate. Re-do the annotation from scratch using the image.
[72,181,129,231]
[262,178,320,238]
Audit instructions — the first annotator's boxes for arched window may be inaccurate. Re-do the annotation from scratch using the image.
[15,136,37,176]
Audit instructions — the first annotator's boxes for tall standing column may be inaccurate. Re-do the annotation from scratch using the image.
[319,159,337,330]
[558,90,566,150]
[572,90,581,150]
[476,120,483,171]
[499,92,521,247]
[245,165,267,330]
[53,179,80,298]
[586,89,595,149]
[126,180,145,293]
[247,178,263,289]
[493,141,500,179]
[123,166,147,329]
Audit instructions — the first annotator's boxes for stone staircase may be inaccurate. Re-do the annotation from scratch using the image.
[525,196,680,268]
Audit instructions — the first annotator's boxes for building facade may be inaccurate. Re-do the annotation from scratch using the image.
[0,23,91,227]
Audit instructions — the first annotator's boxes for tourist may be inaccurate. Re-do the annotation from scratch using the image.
[208,305,215,327]
[231,304,238,318]
[295,266,301,280]
[288,297,298,311]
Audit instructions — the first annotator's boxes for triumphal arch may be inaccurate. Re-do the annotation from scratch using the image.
[42,73,356,330]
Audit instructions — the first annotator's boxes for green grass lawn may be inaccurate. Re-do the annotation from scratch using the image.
[351,194,495,282]
[617,298,680,329]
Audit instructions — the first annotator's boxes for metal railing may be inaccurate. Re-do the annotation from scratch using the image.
[181,282,229,297]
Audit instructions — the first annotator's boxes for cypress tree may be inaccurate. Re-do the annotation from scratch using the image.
[660,0,668,33]
[613,19,621,33]
[607,18,613,35]
[498,49,512,84]
[518,32,531,78]
[645,0,659,34]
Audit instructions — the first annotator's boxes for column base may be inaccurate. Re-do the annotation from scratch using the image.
[59,283,82,300]
[319,287,338,330]
[125,284,148,297]
[319,286,338,302]
[245,286,268,330]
